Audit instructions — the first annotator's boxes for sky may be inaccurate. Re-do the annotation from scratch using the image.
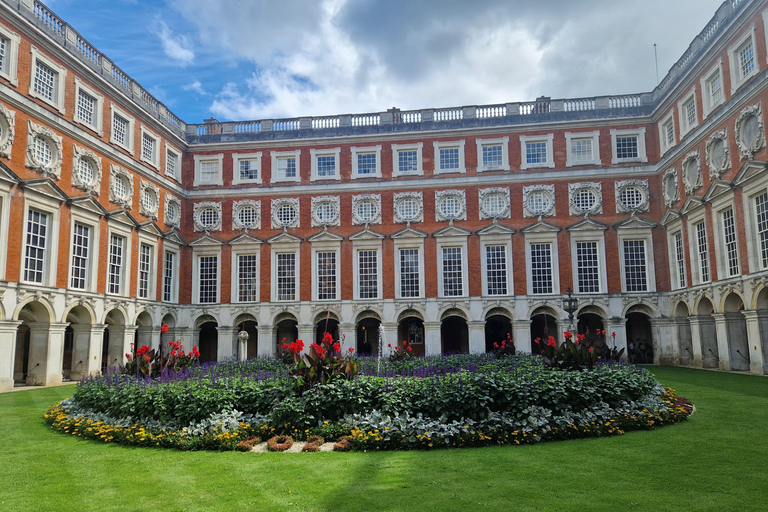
[44,0,725,125]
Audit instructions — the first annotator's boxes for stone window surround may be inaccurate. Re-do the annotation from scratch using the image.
[391,142,424,177]
[478,233,513,297]
[68,209,101,293]
[310,147,341,182]
[728,23,759,95]
[269,240,301,302]
[475,136,510,172]
[568,182,603,216]
[271,197,300,229]
[71,143,102,196]
[73,77,104,136]
[686,208,710,285]
[616,227,656,294]
[162,245,181,303]
[666,225,687,291]
[433,140,466,174]
[139,124,160,169]
[0,103,15,159]
[311,239,341,302]
[232,199,261,230]
[311,195,341,227]
[351,145,382,179]
[393,191,424,224]
[109,102,134,154]
[659,110,676,156]
[519,133,555,170]
[0,25,20,86]
[524,230,560,296]
[164,142,181,181]
[270,149,301,184]
[610,127,647,164]
[164,194,181,229]
[478,187,511,220]
[677,86,698,138]
[193,201,223,232]
[522,184,556,218]
[21,195,61,287]
[136,234,158,301]
[352,239,383,301]
[192,245,221,304]
[393,238,425,300]
[569,229,607,295]
[193,153,224,187]
[230,243,261,304]
[711,193,740,280]
[435,189,467,222]
[700,58,725,119]
[105,222,132,297]
[108,164,134,210]
[28,45,67,114]
[436,235,469,299]
[26,120,63,180]
[352,194,382,225]
[232,151,263,185]
[564,131,601,167]
[139,179,160,220]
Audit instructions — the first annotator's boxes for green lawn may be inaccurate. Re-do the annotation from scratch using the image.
[1,366,765,512]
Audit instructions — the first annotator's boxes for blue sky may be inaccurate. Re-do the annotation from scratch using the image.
[45,0,724,124]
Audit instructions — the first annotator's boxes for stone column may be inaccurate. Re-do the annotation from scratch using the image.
[135,326,154,352]
[0,320,22,392]
[217,326,237,361]
[712,313,731,371]
[650,317,676,365]
[741,310,765,375]
[27,322,69,386]
[338,323,355,354]
[605,317,628,358]
[468,321,485,354]
[297,325,315,352]
[69,324,106,381]
[424,321,441,356]
[688,316,704,367]
[257,324,273,357]
[512,320,531,353]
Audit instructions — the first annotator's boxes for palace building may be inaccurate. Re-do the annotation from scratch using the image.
[1,0,768,391]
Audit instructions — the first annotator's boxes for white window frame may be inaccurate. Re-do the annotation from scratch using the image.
[716,205,741,279]
[109,103,134,153]
[310,147,341,182]
[740,176,768,272]
[393,239,425,300]
[524,231,560,296]
[435,235,469,298]
[479,235,513,297]
[433,140,466,174]
[617,229,656,293]
[677,87,698,137]
[68,210,100,293]
[73,77,104,136]
[271,243,300,302]
[162,247,179,303]
[351,145,382,179]
[193,153,224,187]
[569,231,607,295]
[671,230,687,290]
[391,142,424,177]
[311,242,341,302]
[231,246,261,303]
[658,112,676,155]
[192,246,221,304]
[352,240,383,301]
[700,58,725,119]
[0,25,20,86]
[686,209,711,285]
[520,134,555,170]
[610,128,647,164]
[728,23,759,94]
[139,125,160,169]
[271,149,301,184]
[28,46,66,113]
[164,143,181,181]
[21,197,60,287]
[476,137,510,172]
[0,185,12,281]
[105,224,132,297]
[565,131,600,167]
[136,234,158,301]
[232,152,262,185]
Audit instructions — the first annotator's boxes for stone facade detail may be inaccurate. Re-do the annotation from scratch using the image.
[71,144,102,196]
[108,164,134,209]
[25,120,62,179]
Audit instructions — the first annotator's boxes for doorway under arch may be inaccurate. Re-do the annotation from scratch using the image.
[441,316,469,354]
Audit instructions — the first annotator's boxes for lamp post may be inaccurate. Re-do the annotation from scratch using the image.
[562,286,578,334]
[237,328,249,361]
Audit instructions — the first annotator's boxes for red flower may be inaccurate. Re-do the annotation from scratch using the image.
[493,342,499,349]
[402,340,407,346]
[125,353,131,359]
[144,356,150,361]
[348,347,354,353]
[388,343,391,348]
[611,332,616,340]
[547,336,556,347]
[564,331,573,340]
[394,346,400,351]
[322,332,333,344]
[333,343,340,353]
[407,346,412,352]
[171,350,177,356]
[588,347,593,352]
[161,324,169,333]
[601,330,606,336]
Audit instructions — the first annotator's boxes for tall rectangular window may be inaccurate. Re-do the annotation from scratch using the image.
[0,36,7,74]
[239,159,259,181]
[615,135,639,159]
[356,153,377,175]
[316,252,337,300]
[683,99,696,130]
[398,150,418,174]
[163,251,175,302]
[358,250,378,299]
[400,249,420,298]
[674,233,686,288]
[485,245,507,295]
[199,160,219,184]
[238,254,259,302]
[199,255,218,303]
[696,222,710,283]
[755,192,768,269]
[112,113,129,147]
[33,61,56,102]
[482,144,504,169]
[722,209,740,277]
[739,40,755,78]
[316,155,336,177]
[70,223,90,290]
[525,141,548,165]
[707,72,723,107]
[166,149,179,178]
[138,244,151,299]
[570,138,593,163]
[576,241,600,293]
[24,210,47,284]
[76,89,96,128]
[277,253,296,301]
[623,240,648,292]
[438,147,460,170]
[277,156,296,179]
[108,234,124,294]
[141,133,156,163]
[442,247,463,296]
[530,243,553,294]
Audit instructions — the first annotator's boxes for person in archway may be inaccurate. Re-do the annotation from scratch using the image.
[628,341,637,364]
[638,340,648,364]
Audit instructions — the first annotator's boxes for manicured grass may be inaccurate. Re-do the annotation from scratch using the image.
[1,366,765,511]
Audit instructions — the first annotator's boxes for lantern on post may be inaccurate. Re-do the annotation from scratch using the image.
[562,286,578,333]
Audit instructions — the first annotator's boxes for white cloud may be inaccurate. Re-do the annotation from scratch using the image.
[182,80,208,96]
[152,19,194,67]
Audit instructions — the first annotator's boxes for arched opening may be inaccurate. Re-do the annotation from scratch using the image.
[16,301,53,386]
[274,314,298,353]
[484,312,512,352]
[103,309,125,371]
[441,315,469,354]
[135,311,154,355]
[65,305,96,380]
[13,325,30,385]
[723,293,749,371]
[197,320,218,363]
[356,313,381,356]
[696,297,718,368]
[315,316,340,344]
[397,315,425,357]
[756,287,768,374]
[576,311,605,342]
[233,314,258,359]
[626,311,653,364]
[675,302,693,365]
[530,308,558,355]
[63,325,74,380]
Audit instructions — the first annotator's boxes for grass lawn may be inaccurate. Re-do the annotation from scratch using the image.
[0,366,765,512]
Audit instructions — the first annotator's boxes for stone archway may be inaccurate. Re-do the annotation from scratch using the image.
[576,310,605,343]
[234,314,258,360]
[397,312,425,357]
[355,311,381,357]
[195,315,218,363]
[530,307,559,355]
[315,313,340,344]
[757,287,768,374]
[484,309,512,353]
[723,293,749,371]
[274,313,298,353]
[441,309,469,354]
[16,300,61,386]
[626,311,653,364]
[103,309,126,372]
[696,297,719,368]
[675,302,693,365]
[64,305,98,381]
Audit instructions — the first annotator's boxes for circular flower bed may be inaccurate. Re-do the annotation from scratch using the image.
[266,435,294,452]
[44,354,690,451]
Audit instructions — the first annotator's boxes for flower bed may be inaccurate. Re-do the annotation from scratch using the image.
[45,354,690,452]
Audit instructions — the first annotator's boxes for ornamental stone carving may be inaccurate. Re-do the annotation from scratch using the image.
[435,189,466,222]
[568,182,602,216]
[522,184,555,218]
[71,144,102,196]
[25,120,62,179]
[662,168,679,208]
[139,179,160,220]
[705,128,731,179]
[681,149,702,195]
[311,195,341,227]
[615,179,649,213]
[393,191,423,224]
[193,201,222,232]
[164,195,181,229]
[232,200,261,230]
[0,103,15,159]
[478,187,511,220]
[271,198,300,229]
[352,194,382,225]
[109,164,134,209]
[735,101,765,160]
